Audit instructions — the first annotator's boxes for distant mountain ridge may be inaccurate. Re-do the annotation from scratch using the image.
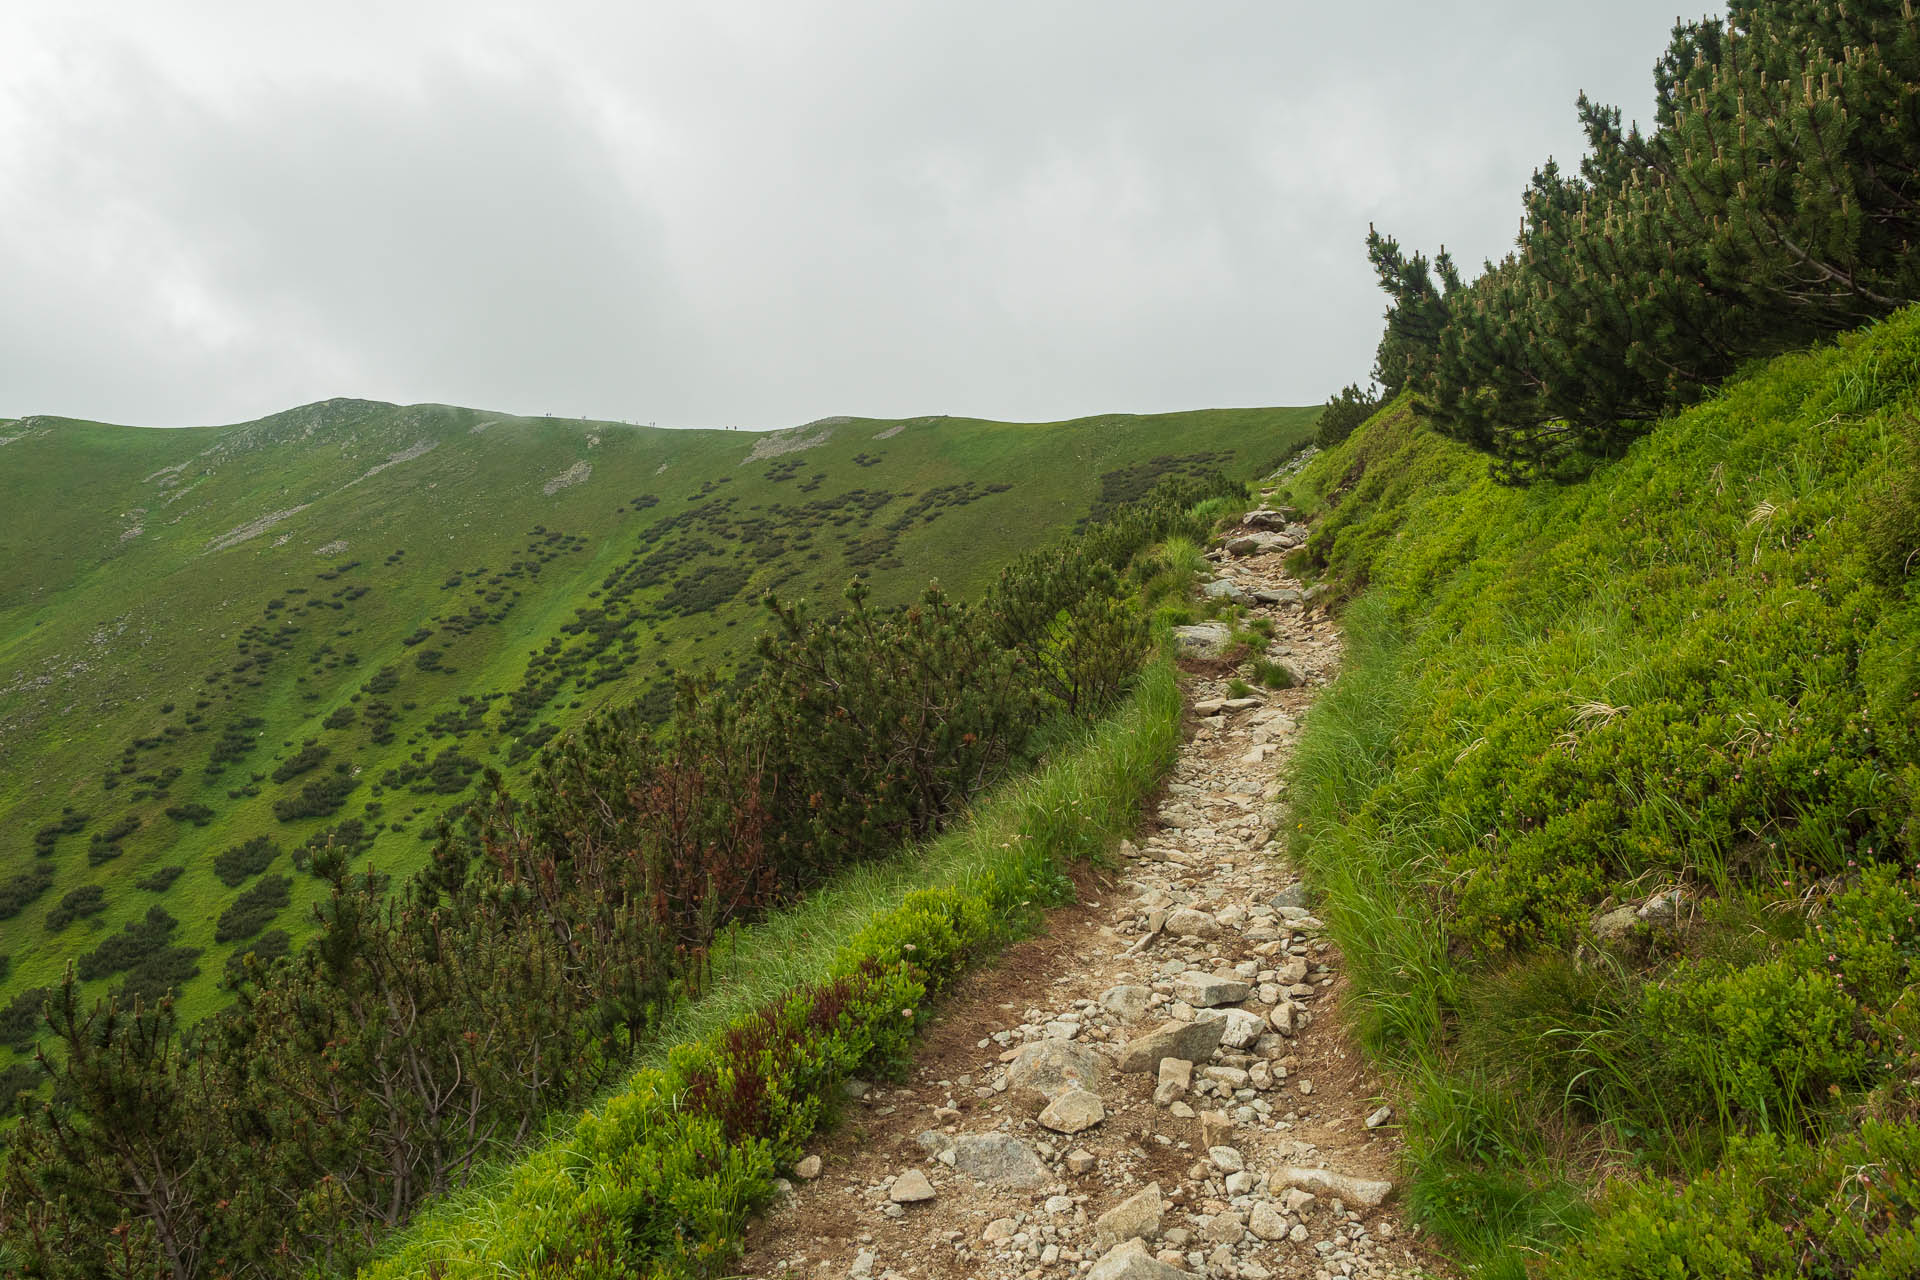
[0,396,1314,1048]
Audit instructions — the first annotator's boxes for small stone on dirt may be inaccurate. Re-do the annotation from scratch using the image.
[1039,1086,1106,1135]
[1087,1237,1190,1280]
[948,1134,1049,1188]
[1094,1181,1165,1248]
[1118,1019,1226,1072]
[1171,972,1250,1008]
[1100,984,1153,1021]
[1153,1056,1193,1105]
[794,1154,822,1180]
[1274,1165,1394,1208]
[888,1169,936,1203]
[1249,1201,1288,1241]
[1163,907,1221,939]
[1006,1039,1108,1108]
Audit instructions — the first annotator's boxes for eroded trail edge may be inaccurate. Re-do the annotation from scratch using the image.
[742,523,1449,1280]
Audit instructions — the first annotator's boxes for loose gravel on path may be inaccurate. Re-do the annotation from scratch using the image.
[739,519,1452,1280]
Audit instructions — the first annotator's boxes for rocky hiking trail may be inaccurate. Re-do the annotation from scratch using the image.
[739,516,1452,1280]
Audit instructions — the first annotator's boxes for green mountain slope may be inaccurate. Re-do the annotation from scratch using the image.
[1279,308,1920,1270]
[0,399,1315,1042]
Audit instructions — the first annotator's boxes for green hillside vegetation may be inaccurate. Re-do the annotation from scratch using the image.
[0,455,1270,1279]
[1278,306,1920,1272]
[1365,2,1920,481]
[0,399,1311,1057]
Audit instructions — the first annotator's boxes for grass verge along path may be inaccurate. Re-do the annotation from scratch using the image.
[361,651,1184,1278]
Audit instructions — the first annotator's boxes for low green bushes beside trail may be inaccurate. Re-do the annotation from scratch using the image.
[364,650,1184,1279]
[1280,306,1920,1274]
[0,470,1230,1280]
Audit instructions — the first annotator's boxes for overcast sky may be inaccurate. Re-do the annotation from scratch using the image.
[0,2,1694,429]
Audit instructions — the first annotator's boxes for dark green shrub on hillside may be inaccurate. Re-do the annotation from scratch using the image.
[292,819,374,871]
[0,986,49,1050]
[756,581,1038,881]
[77,906,183,982]
[0,1063,36,1105]
[272,770,357,822]
[31,809,88,856]
[987,547,1147,716]
[163,802,215,826]
[45,885,107,932]
[214,874,290,943]
[87,813,140,866]
[117,945,204,1006]
[1369,3,1920,479]
[134,866,185,893]
[212,835,282,886]
[222,928,290,987]
[1315,383,1383,449]
[0,866,55,921]
[270,741,329,784]
[206,714,267,775]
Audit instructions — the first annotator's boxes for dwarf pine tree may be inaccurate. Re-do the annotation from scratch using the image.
[1373,1,1920,479]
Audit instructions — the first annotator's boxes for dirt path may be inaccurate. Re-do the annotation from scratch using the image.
[739,519,1451,1280]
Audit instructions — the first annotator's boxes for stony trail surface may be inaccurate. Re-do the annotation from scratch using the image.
[740,521,1451,1280]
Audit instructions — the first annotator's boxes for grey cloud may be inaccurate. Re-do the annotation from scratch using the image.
[0,0,1690,427]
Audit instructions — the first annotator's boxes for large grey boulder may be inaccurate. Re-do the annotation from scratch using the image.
[1038,1087,1106,1135]
[1171,623,1232,658]
[1171,972,1250,1008]
[1006,1039,1108,1108]
[1272,1165,1394,1208]
[1087,1238,1191,1280]
[1118,1018,1226,1072]
[888,1169,936,1203]
[1099,984,1152,1021]
[917,1131,1049,1188]
[1201,578,1251,604]
[1093,1181,1165,1248]
[1242,508,1298,529]
[1163,907,1221,939]
[1195,1006,1265,1050]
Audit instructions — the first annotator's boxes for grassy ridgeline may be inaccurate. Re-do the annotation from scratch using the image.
[362,647,1183,1279]
[0,400,1311,1036]
[1279,308,1920,1272]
